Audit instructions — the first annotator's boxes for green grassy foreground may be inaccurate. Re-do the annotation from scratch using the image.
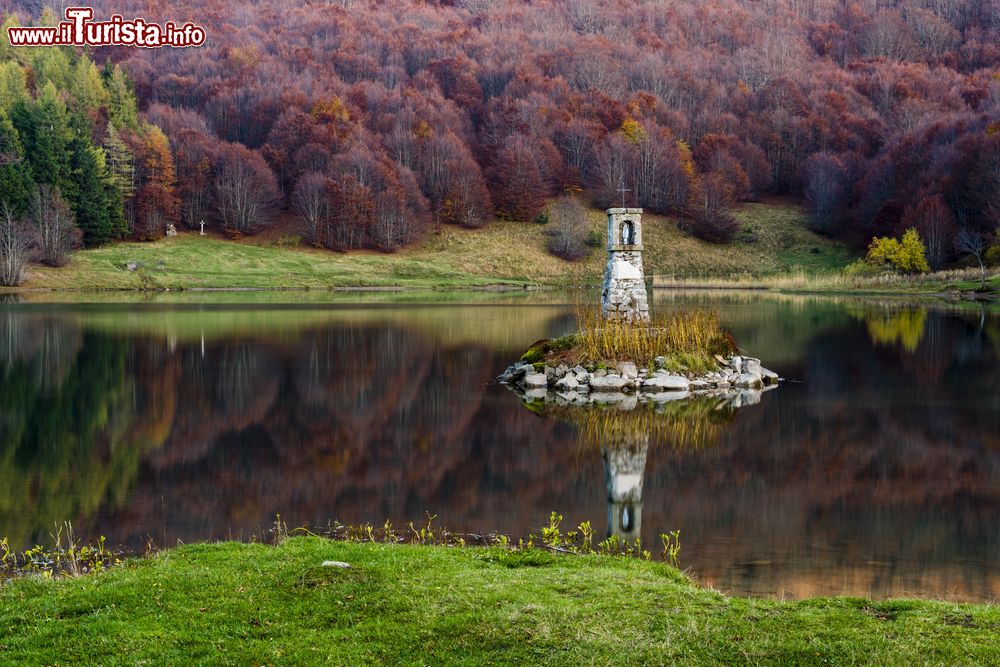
[1,539,997,665]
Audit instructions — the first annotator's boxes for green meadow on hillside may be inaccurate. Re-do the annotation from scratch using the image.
[20,201,854,290]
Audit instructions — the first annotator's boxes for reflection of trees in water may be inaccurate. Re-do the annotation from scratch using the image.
[292,326,429,437]
[860,308,928,353]
[0,317,143,548]
[214,344,280,420]
[82,321,586,546]
[0,312,82,392]
[850,304,996,386]
[575,399,735,452]
[989,317,1000,358]
[105,324,466,541]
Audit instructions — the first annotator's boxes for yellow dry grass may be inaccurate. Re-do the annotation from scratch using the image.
[401,198,853,284]
[572,307,734,369]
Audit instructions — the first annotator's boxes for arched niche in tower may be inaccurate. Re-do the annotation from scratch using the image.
[620,220,635,246]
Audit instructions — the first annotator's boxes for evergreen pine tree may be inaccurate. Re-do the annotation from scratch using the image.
[11,82,74,197]
[70,57,108,115]
[69,138,116,246]
[103,64,139,130]
[0,61,28,114]
[103,122,135,235]
[30,41,74,91]
[104,175,126,240]
[0,110,33,216]
[103,122,135,202]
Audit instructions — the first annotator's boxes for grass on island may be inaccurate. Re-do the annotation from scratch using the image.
[0,538,997,665]
[522,308,735,373]
[17,200,856,291]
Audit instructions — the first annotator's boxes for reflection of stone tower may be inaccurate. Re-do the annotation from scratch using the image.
[603,436,649,541]
[601,208,649,323]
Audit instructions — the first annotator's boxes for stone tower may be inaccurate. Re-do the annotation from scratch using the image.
[601,208,649,323]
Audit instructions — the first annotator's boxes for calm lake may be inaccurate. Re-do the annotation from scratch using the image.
[1,291,998,602]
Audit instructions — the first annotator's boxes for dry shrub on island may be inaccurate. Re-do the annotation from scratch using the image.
[573,307,735,369]
[523,307,735,371]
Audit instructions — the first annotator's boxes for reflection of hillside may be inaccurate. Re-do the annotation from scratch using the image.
[20,304,575,351]
[0,301,997,601]
[652,290,998,369]
[72,318,602,548]
[645,318,1000,600]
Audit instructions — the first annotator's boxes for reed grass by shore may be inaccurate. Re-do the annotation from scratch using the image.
[651,267,1000,296]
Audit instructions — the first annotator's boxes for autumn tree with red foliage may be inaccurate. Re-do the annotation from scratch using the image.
[322,144,428,251]
[145,104,222,230]
[292,172,332,247]
[128,125,180,240]
[804,152,850,233]
[488,135,551,221]
[415,129,491,228]
[214,144,279,236]
[685,173,739,244]
[901,195,957,269]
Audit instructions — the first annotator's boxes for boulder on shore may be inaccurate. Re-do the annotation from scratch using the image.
[642,375,689,392]
[555,374,580,391]
[735,373,763,389]
[589,374,633,392]
[523,373,548,389]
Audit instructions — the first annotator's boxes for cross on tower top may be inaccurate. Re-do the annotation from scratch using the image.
[617,183,631,208]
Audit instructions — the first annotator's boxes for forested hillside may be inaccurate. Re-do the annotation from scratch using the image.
[2,1,999,266]
[0,8,185,285]
[0,30,137,250]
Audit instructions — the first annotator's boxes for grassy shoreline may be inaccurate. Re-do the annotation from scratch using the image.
[7,265,996,301]
[1,538,997,665]
[2,199,995,299]
[3,201,855,292]
[651,268,1000,300]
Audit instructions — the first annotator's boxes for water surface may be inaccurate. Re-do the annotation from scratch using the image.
[1,291,997,601]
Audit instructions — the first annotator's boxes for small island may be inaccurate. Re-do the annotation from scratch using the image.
[500,208,781,406]
[499,351,780,407]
